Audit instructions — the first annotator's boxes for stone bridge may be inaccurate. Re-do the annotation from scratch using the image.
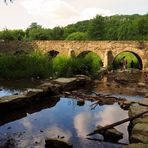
[0,41,148,70]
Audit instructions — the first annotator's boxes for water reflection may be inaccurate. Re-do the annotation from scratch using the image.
[74,112,95,138]
[0,80,41,97]
[95,105,128,143]
[0,98,127,148]
[93,71,146,100]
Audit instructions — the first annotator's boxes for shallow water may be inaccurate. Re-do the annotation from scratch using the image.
[0,97,128,148]
[0,71,146,147]
[0,80,41,97]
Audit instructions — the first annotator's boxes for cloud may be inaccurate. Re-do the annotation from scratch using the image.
[74,112,95,138]
[21,0,79,19]
[21,117,33,131]
[95,105,129,143]
[20,0,114,28]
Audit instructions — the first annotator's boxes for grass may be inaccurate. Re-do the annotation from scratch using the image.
[0,51,102,79]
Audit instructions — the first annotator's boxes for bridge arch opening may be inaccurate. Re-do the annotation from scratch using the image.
[47,50,59,59]
[77,51,103,68]
[113,51,143,70]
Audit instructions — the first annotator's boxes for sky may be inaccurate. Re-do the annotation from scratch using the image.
[0,0,147,30]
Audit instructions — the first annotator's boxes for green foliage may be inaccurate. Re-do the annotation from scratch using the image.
[0,52,51,79]
[0,14,147,41]
[0,52,102,79]
[51,27,64,40]
[0,29,25,41]
[87,15,105,40]
[66,32,88,40]
[63,20,89,38]
[113,51,140,69]
[51,52,101,78]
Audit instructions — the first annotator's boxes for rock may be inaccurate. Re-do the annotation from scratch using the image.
[145,93,148,98]
[53,75,91,91]
[114,78,129,85]
[128,102,148,144]
[77,99,85,106]
[138,82,146,87]
[0,95,26,104]
[128,103,148,125]
[25,88,44,97]
[39,82,61,95]
[119,100,134,110]
[130,123,148,143]
[124,143,148,148]
[96,125,123,142]
[138,98,148,106]
[54,78,77,84]
[45,139,72,148]
[64,92,71,95]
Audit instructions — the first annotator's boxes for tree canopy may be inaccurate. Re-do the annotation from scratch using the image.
[0,14,147,41]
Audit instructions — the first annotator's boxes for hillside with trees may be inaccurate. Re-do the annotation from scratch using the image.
[0,14,147,41]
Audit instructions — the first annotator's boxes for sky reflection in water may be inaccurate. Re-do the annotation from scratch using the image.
[0,97,128,148]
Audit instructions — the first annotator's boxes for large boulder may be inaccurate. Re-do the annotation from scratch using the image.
[128,103,148,125]
[128,100,148,144]
[130,123,148,143]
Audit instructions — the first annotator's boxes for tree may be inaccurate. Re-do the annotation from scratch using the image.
[87,15,105,40]
[66,32,88,40]
[51,27,64,40]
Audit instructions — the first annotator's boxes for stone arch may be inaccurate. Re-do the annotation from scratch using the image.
[77,50,92,58]
[113,50,143,70]
[48,50,59,58]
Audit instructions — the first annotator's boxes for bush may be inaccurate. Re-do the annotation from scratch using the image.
[0,52,102,79]
[52,52,101,78]
[0,52,51,79]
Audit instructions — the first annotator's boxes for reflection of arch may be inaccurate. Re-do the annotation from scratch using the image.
[48,50,59,58]
[113,51,143,70]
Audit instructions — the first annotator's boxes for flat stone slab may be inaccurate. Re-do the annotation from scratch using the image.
[0,95,26,104]
[53,78,77,84]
